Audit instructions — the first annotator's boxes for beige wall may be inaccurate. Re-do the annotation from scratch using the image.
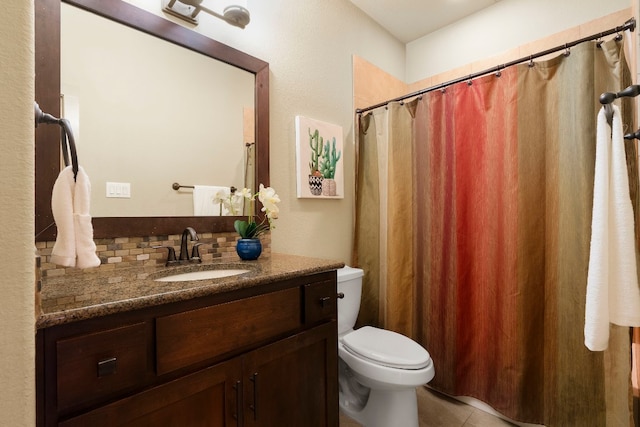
[409,8,635,93]
[406,0,631,83]
[0,2,35,426]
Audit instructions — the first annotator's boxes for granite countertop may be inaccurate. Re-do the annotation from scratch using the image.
[37,253,344,329]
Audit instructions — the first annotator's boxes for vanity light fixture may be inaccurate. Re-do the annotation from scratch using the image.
[162,0,250,28]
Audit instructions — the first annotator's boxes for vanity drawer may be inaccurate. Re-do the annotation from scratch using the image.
[303,279,337,325]
[56,322,150,411]
[156,286,301,375]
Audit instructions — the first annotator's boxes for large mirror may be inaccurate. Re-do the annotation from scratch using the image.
[35,0,269,241]
[61,3,256,218]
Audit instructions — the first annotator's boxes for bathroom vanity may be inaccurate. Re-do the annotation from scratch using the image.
[36,254,343,426]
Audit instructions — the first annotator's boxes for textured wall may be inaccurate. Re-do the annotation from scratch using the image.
[406,0,631,83]
[0,2,36,426]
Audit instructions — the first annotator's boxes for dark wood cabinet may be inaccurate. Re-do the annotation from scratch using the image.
[243,322,337,427]
[37,271,339,427]
[59,358,241,427]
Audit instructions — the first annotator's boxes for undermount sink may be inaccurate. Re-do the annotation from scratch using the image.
[154,269,250,282]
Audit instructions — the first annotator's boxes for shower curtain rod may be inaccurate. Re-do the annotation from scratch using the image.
[356,18,636,115]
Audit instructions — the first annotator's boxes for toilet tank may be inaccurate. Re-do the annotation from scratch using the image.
[337,266,364,335]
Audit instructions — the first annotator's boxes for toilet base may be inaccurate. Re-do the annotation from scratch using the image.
[340,387,419,427]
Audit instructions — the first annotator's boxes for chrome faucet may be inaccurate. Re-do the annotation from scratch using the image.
[179,227,199,262]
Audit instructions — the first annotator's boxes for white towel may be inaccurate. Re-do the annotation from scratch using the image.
[50,166,101,269]
[193,185,230,216]
[585,105,640,351]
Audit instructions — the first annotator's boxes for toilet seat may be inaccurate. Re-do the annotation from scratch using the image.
[342,326,430,369]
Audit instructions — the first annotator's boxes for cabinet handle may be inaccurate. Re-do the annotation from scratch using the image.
[97,357,117,377]
[249,372,258,420]
[320,293,344,307]
[233,380,242,426]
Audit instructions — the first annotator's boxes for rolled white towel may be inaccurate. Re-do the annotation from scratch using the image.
[73,167,100,269]
[585,105,640,351]
[50,166,77,267]
[50,166,100,269]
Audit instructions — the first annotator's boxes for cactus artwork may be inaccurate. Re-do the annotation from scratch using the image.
[308,129,324,176]
[320,137,341,179]
[295,116,344,198]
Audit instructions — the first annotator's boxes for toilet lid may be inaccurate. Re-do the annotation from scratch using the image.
[342,326,431,369]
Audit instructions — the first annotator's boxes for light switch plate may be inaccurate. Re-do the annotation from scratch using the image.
[106,182,131,198]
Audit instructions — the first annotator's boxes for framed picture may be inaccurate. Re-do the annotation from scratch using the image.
[295,116,344,199]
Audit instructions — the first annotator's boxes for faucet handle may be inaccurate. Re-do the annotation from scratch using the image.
[179,227,199,261]
[191,243,206,263]
[152,245,178,266]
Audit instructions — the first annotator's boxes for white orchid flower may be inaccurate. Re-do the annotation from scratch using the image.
[239,187,253,199]
[234,184,280,239]
[212,189,229,205]
[258,184,280,206]
[227,192,244,215]
[263,204,279,219]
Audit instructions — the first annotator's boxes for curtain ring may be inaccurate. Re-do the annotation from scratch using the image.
[615,31,623,41]
[528,56,535,67]
[440,88,446,94]
[563,44,570,57]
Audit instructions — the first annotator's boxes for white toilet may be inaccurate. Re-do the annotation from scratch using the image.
[337,266,435,427]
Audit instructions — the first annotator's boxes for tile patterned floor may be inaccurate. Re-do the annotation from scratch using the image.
[339,387,518,427]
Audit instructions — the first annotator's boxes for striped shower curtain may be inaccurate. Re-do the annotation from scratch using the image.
[354,39,638,426]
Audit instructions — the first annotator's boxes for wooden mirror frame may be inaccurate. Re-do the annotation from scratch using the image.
[35,0,269,241]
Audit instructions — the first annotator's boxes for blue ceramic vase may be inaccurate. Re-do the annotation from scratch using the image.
[236,238,262,260]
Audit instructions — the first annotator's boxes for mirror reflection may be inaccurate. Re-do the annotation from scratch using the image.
[35,0,269,240]
[61,4,255,217]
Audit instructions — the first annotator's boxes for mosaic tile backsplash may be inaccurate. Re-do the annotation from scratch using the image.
[36,232,271,277]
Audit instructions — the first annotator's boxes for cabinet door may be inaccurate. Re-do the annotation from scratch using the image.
[243,322,338,427]
[58,358,243,427]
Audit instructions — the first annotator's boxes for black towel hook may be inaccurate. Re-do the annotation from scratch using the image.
[597,84,640,127]
[34,101,79,181]
[600,84,640,106]
[624,129,640,140]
